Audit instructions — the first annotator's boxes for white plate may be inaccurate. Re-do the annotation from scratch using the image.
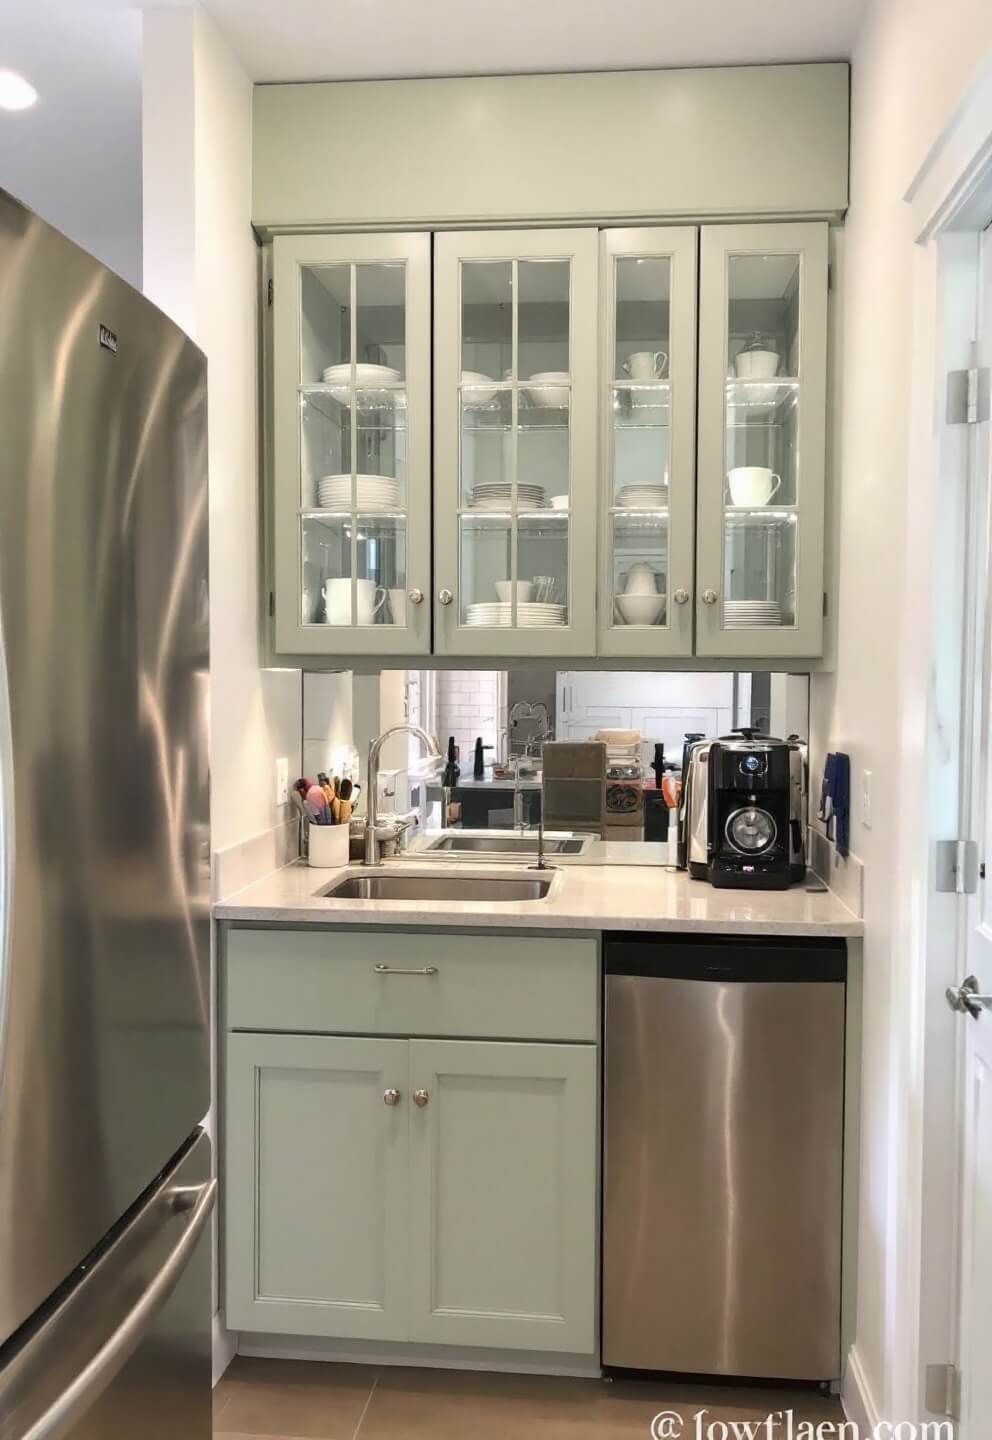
[461,371,499,407]
[321,363,401,386]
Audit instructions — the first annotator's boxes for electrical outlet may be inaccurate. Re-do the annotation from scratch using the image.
[861,769,873,830]
[275,756,289,807]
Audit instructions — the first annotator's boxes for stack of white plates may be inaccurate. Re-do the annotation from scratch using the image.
[617,484,669,509]
[321,363,401,387]
[724,601,783,628]
[317,473,401,511]
[465,603,566,628]
[469,483,546,511]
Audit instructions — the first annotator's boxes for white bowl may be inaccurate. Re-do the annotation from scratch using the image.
[525,372,570,408]
[322,362,401,386]
[461,370,499,407]
[495,581,535,603]
[616,593,666,626]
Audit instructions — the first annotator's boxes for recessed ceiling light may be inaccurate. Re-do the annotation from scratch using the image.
[0,70,38,112]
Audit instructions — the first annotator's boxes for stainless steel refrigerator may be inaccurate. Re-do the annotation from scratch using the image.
[0,191,213,1438]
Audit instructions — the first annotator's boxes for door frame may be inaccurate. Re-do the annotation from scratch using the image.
[878,64,992,1429]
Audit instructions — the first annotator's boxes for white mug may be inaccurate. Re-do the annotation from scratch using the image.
[388,587,407,625]
[728,467,782,507]
[623,350,668,380]
[323,578,387,625]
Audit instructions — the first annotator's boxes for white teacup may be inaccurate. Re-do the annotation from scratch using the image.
[623,350,668,380]
[323,578,387,625]
[728,467,782,507]
[495,580,535,603]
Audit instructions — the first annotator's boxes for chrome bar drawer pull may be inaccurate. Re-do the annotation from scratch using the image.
[373,963,438,976]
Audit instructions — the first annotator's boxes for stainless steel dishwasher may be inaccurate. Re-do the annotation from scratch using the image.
[603,934,846,1382]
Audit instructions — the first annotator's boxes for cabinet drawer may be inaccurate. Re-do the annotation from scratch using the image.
[225,928,598,1041]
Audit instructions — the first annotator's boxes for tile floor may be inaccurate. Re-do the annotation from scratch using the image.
[213,1357,844,1440]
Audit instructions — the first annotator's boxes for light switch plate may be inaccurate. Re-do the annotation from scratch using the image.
[275,756,289,807]
[861,769,873,829]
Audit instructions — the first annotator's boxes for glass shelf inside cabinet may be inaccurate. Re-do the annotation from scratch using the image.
[725,378,799,420]
[611,382,671,429]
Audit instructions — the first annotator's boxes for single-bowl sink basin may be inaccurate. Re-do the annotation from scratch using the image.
[321,870,556,903]
[426,833,589,856]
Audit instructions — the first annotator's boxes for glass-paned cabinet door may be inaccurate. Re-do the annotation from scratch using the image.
[272,233,430,656]
[434,230,598,657]
[599,228,697,656]
[696,222,828,658]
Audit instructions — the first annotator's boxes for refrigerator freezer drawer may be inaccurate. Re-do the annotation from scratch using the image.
[603,957,845,1381]
[0,1130,214,1440]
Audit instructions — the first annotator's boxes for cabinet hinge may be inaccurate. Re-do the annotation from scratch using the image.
[935,839,979,894]
[947,366,990,424]
[267,277,274,307]
[924,1362,962,1420]
[822,591,829,618]
[268,590,275,618]
[827,263,834,292]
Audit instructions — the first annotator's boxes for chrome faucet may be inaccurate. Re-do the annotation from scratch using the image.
[365,724,442,866]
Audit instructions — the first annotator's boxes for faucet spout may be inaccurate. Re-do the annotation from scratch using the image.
[365,724,442,866]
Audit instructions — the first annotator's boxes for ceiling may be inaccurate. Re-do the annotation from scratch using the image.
[0,0,142,286]
[200,0,867,83]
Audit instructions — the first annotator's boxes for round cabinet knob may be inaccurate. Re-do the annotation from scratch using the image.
[383,1088,401,1107]
[673,588,690,606]
[438,589,454,607]
[408,588,424,605]
[413,1088,430,1108]
[702,589,719,606]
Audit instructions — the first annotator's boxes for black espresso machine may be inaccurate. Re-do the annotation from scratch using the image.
[679,729,807,890]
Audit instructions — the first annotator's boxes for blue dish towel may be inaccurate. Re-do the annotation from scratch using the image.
[819,752,851,858]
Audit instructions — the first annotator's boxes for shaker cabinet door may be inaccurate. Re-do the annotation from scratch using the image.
[407,1039,598,1354]
[225,1032,410,1339]
[272,232,431,656]
[695,222,828,658]
[433,229,600,658]
[599,227,698,657]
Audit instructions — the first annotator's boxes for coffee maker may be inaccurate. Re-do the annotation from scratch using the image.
[679,730,807,890]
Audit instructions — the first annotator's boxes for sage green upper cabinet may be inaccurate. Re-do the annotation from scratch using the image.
[272,233,431,656]
[599,228,698,658]
[433,230,599,658]
[696,222,829,659]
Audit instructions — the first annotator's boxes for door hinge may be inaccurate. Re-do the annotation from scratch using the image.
[268,590,275,617]
[267,277,274,307]
[924,1362,962,1420]
[936,838,979,894]
[947,366,990,424]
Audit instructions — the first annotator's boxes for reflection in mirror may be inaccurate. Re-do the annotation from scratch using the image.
[301,668,810,858]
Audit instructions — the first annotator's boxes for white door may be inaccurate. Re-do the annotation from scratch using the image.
[950,222,992,1438]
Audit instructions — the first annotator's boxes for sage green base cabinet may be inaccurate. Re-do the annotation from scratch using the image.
[224,928,599,1357]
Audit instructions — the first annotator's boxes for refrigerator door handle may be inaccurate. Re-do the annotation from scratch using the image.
[19,1178,216,1440]
[0,599,13,1091]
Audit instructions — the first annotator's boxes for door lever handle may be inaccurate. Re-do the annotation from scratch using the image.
[946,975,992,1019]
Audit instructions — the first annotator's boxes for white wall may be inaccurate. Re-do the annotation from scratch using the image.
[142,6,301,859]
[812,0,992,1422]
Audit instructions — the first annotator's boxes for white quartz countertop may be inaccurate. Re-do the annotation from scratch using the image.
[214,859,863,937]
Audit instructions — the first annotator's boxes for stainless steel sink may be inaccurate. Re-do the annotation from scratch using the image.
[321,870,555,902]
[426,833,589,856]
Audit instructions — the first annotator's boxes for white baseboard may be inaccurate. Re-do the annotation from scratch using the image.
[212,1312,238,1386]
[842,1345,880,1431]
[236,1333,601,1379]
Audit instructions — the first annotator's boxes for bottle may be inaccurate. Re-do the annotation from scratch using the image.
[473,737,493,780]
[441,736,460,789]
